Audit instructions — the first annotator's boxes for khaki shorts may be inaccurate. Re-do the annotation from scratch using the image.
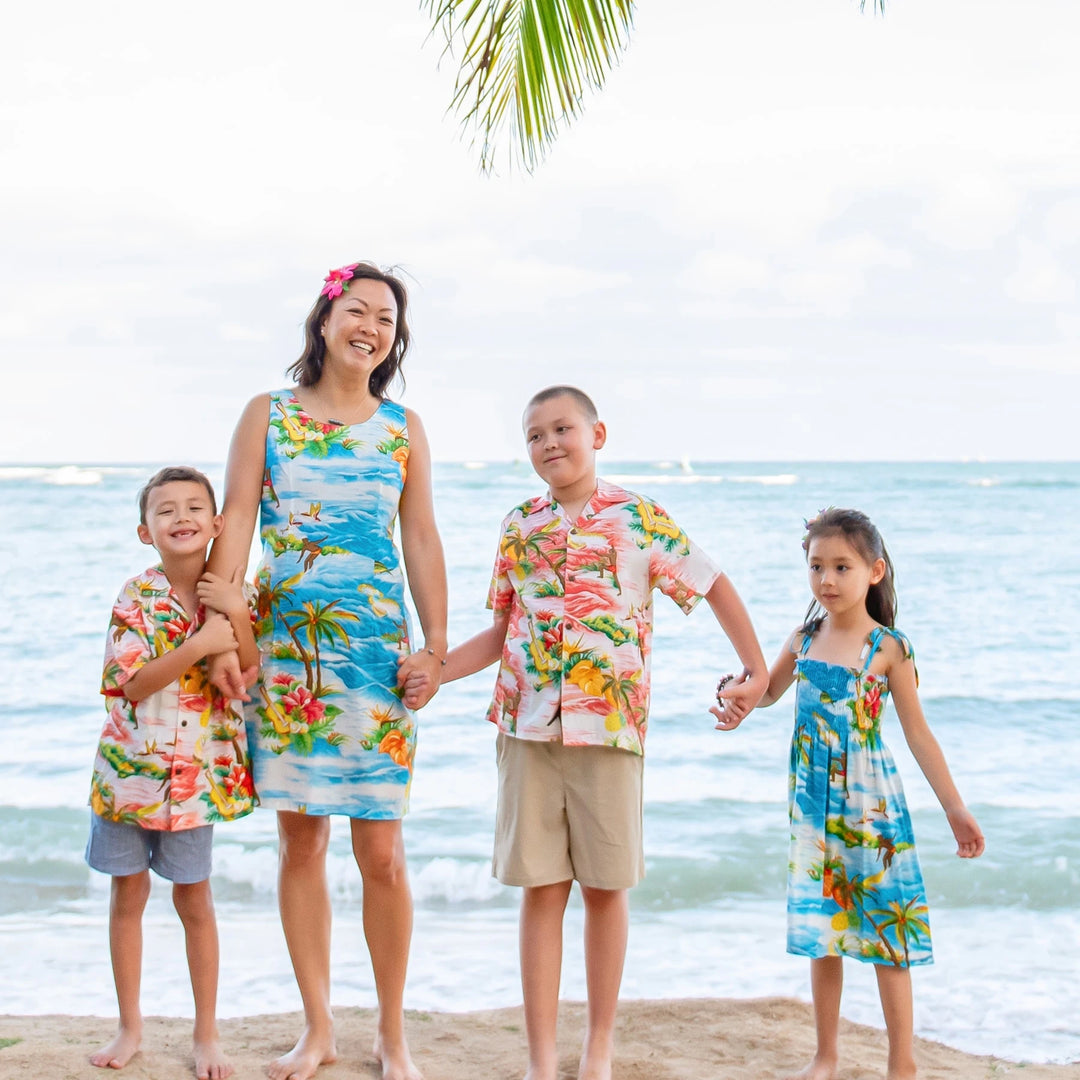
[493,733,645,890]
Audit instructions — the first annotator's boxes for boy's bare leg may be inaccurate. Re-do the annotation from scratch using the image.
[876,965,917,1080]
[269,812,337,1080]
[91,871,150,1069]
[350,819,422,1080]
[577,886,628,1080]
[173,879,233,1080]
[785,956,842,1080]
[520,880,573,1080]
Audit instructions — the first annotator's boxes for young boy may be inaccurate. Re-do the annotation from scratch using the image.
[442,387,768,1080]
[86,466,258,1079]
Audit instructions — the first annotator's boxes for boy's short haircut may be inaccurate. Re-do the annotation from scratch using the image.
[525,385,598,424]
[138,466,217,524]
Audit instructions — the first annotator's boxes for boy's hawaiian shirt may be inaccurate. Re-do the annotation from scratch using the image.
[486,478,719,755]
[90,564,256,830]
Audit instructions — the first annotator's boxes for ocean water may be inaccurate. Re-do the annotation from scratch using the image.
[1,460,1077,1064]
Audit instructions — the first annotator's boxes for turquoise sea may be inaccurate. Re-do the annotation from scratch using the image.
[1,460,1077,1063]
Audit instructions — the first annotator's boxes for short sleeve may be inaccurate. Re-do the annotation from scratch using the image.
[486,516,516,614]
[644,500,720,614]
[101,585,154,698]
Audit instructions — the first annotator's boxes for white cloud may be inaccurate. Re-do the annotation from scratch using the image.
[1,1,1078,463]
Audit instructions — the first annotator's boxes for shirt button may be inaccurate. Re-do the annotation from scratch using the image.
[181,720,187,726]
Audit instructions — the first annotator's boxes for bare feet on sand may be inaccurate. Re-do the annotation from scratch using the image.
[90,1026,141,1070]
[193,1036,234,1080]
[578,1040,613,1080]
[786,1056,839,1080]
[373,1033,423,1080]
[266,1028,338,1080]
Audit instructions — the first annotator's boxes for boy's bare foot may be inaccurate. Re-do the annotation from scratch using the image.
[90,1026,142,1070]
[193,1036,234,1080]
[373,1032,423,1080]
[266,1028,337,1080]
[785,1055,839,1080]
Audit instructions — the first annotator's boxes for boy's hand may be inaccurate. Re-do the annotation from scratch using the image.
[195,612,239,658]
[710,668,767,731]
[196,568,246,618]
[947,807,985,858]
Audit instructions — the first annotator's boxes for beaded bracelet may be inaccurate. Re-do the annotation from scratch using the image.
[425,647,448,666]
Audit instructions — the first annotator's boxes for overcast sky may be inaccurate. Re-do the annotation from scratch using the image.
[2,1,1077,464]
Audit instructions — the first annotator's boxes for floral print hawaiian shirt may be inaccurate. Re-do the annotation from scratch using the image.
[486,479,719,755]
[90,565,256,830]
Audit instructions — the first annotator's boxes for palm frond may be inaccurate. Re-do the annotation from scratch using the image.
[423,0,636,172]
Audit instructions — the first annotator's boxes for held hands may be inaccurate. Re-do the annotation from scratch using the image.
[196,568,246,618]
[947,807,986,859]
[396,647,445,711]
[710,668,768,731]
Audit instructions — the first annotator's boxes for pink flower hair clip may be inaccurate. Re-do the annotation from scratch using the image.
[321,263,361,299]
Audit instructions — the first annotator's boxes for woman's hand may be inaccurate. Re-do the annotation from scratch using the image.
[208,650,255,701]
[397,648,444,710]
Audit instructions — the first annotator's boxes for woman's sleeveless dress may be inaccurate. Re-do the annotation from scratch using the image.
[246,390,415,818]
[787,625,932,967]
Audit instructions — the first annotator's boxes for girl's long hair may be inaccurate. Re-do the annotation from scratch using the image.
[800,507,897,632]
[286,262,411,398]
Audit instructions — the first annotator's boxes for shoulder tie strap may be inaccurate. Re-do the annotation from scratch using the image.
[860,626,916,675]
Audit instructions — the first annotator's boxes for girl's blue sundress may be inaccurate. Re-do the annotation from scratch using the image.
[787,625,932,967]
[246,390,416,818]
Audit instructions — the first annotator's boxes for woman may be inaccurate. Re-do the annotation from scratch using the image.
[209,261,446,1080]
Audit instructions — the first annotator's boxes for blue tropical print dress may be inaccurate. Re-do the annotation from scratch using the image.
[246,390,415,818]
[787,625,932,967]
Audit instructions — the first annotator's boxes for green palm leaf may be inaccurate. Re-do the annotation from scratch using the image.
[424,1,886,172]
[423,0,636,172]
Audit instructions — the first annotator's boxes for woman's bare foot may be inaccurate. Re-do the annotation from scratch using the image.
[267,1027,337,1080]
[373,1032,423,1080]
[90,1025,142,1070]
[785,1055,839,1080]
[578,1035,613,1080]
[193,1035,234,1080]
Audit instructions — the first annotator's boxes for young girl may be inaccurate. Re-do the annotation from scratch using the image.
[756,508,983,1080]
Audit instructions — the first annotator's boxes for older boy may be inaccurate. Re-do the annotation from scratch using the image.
[86,466,257,1078]
[443,387,767,1080]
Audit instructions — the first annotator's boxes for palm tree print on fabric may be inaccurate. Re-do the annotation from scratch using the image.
[787,626,932,968]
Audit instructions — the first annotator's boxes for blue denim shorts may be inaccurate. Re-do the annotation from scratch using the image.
[85,813,213,884]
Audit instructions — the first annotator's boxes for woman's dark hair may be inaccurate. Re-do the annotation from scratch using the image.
[800,507,897,631]
[286,262,411,398]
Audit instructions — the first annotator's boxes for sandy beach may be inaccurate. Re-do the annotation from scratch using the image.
[1,998,1076,1080]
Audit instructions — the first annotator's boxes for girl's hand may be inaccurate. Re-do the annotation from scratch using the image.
[195,612,239,658]
[396,648,445,710]
[196,568,246,618]
[947,807,985,858]
[710,668,768,730]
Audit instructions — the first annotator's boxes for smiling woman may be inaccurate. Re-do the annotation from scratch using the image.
[203,261,448,1080]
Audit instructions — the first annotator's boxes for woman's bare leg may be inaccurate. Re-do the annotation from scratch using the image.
[267,812,337,1080]
[350,818,421,1080]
